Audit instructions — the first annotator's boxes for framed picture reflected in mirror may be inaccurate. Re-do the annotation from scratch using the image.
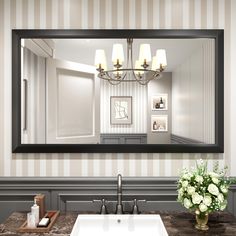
[110,96,132,125]
[152,94,168,110]
[151,115,168,132]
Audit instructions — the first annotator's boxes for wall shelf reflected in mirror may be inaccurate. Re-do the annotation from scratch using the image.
[12,29,224,153]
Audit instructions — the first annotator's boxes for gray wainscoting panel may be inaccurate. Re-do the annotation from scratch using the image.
[0,177,235,223]
[100,134,147,144]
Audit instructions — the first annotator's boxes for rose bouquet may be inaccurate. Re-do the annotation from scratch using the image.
[177,160,235,230]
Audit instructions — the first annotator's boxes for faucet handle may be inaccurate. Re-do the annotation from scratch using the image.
[137,199,146,203]
[132,199,146,214]
[93,199,107,214]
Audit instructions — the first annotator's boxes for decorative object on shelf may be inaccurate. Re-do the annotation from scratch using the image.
[151,115,168,132]
[34,194,46,219]
[177,160,236,231]
[152,94,168,110]
[110,96,132,125]
[95,39,167,85]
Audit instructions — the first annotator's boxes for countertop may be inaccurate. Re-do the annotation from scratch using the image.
[0,211,236,236]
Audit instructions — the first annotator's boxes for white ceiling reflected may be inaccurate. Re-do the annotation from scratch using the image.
[53,38,213,72]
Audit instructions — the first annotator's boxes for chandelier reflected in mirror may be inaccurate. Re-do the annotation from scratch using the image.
[94,38,167,85]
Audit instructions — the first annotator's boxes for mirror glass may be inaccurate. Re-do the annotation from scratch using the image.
[21,37,215,145]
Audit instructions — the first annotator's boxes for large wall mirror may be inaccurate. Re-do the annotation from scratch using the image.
[12,30,224,153]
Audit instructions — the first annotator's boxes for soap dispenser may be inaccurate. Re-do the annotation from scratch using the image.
[31,198,39,224]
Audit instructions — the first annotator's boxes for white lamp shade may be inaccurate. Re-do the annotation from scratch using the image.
[112,44,124,64]
[156,49,167,67]
[139,44,151,63]
[151,56,159,70]
[135,60,144,75]
[95,49,107,70]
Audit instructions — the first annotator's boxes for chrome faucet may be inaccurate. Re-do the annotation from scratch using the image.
[116,174,123,214]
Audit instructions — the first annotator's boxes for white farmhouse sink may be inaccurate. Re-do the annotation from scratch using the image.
[70,214,169,236]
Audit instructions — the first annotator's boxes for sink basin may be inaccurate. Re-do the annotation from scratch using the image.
[70,214,169,236]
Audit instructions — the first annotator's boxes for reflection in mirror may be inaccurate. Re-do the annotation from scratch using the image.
[21,38,215,145]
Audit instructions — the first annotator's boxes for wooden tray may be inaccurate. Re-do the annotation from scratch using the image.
[17,210,60,233]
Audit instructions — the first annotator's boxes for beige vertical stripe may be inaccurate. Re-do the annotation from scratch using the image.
[70,0,82,28]
[99,154,106,176]
[99,0,106,28]
[147,153,153,176]
[123,153,129,176]
[224,0,231,168]
[22,154,28,175]
[123,0,129,28]
[159,154,165,176]
[46,0,52,28]
[58,154,65,176]
[34,0,40,28]
[88,0,94,28]
[112,0,119,29]
[171,0,183,28]
[147,0,153,29]
[87,153,93,176]
[111,153,117,175]
[70,154,79,176]
[58,0,64,28]
[201,0,207,28]
[0,0,4,176]
[171,154,184,176]
[45,154,52,176]
[10,0,17,176]
[213,0,219,28]
[10,0,16,28]
[135,0,141,29]
[34,154,40,176]
[135,153,141,176]
[159,0,165,29]
[22,0,28,27]
[189,0,195,28]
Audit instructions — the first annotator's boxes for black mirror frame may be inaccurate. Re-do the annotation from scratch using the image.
[12,29,224,153]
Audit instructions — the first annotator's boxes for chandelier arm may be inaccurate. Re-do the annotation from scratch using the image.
[108,79,122,85]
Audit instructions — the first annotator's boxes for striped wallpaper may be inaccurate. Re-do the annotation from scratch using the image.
[100,79,147,134]
[0,0,235,177]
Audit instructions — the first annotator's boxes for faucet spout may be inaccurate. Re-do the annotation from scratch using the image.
[116,174,123,214]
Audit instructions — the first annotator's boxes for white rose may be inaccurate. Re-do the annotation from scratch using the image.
[218,193,224,203]
[178,188,184,196]
[220,201,227,210]
[187,186,195,195]
[220,185,228,194]
[183,173,191,180]
[192,193,203,204]
[212,177,219,184]
[182,181,188,188]
[203,195,212,206]
[209,172,219,178]
[183,198,192,209]
[199,203,208,212]
[208,184,219,196]
[195,175,203,184]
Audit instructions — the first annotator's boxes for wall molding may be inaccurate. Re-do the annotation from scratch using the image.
[100,133,147,144]
[0,177,235,223]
